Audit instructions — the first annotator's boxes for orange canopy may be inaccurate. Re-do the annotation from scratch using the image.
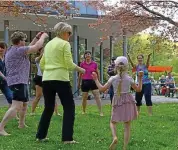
[132,66,173,73]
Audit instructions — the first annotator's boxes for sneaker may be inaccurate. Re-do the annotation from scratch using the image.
[36,138,49,142]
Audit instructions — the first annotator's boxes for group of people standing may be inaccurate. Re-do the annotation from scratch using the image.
[0,22,85,144]
[0,21,154,149]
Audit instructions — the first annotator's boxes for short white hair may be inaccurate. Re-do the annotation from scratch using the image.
[53,22,72,36]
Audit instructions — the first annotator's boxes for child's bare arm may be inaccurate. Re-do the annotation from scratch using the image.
[131,82,142,92]
[94,79,110,92]
[131,71,143,92]
[92,72,111,92]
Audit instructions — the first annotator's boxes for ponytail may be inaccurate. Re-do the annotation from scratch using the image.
[117,66,123,97]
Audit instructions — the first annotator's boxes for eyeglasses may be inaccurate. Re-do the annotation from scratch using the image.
[85,53,91,56]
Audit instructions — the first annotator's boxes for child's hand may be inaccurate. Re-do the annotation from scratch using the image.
[104,89,109,94]
[138,71,143,78]
[92,72,98,80]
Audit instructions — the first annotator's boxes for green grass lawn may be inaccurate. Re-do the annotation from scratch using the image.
[0,103,178,150]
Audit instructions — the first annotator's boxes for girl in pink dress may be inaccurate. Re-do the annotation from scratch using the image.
[92,56,143,150]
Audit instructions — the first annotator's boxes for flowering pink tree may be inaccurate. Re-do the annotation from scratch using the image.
[0,1,80,30]
[86,1,178,43]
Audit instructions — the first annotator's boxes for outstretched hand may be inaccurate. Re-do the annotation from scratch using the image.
[80,68,85,74]
[41,33,49,39]
[36,31,44,39]
[138,71,144,78]
[92,72,98,80]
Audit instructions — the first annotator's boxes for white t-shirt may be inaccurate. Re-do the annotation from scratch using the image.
[106,74,134,95]
[35,58,42,76]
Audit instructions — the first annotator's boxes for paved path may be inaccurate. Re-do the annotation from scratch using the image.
[0,94,178,107]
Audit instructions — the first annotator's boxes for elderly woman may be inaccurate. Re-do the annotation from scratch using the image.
[0,31,48,136]
[36,22,85,143]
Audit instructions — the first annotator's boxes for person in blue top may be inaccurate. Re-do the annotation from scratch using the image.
[0,41,13,108]
[127,53,152,116]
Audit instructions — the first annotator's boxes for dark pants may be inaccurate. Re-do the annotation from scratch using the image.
[109,85,114,104]
[0,82,13,104]
[36,80,75,141]
[166,84,175,97]
[136,83,152,106]
[10,84,29,102]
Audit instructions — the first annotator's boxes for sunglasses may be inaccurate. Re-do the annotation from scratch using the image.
[0,47,5,49]
[20,38,27,42]
[85,52,91,56]
[68,32,72,36]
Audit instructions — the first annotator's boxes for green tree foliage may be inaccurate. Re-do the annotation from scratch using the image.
[113,34,178,80]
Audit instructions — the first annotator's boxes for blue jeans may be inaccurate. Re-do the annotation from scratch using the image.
[109,85,114,104]
[0,82,13,104]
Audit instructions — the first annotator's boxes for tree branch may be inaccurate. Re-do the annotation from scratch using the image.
[169,1,178,6]
[136,2,178,27]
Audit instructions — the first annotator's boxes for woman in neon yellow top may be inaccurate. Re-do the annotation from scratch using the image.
[36,22,85,144]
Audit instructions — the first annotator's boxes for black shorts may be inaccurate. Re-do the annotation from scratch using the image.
[9,84,29,102]
[81,80,98,92]
[33,75,42,87]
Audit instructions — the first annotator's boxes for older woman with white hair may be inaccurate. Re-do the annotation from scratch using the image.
[36,22,85,144]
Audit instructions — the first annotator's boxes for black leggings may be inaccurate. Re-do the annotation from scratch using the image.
[36,80,75,141]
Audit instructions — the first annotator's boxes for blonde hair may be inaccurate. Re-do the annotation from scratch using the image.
[161,75,165,78]
[53,22,72,37]
[115,63,128,97]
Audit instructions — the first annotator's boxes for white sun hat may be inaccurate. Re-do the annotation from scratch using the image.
[114,56,128,66]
